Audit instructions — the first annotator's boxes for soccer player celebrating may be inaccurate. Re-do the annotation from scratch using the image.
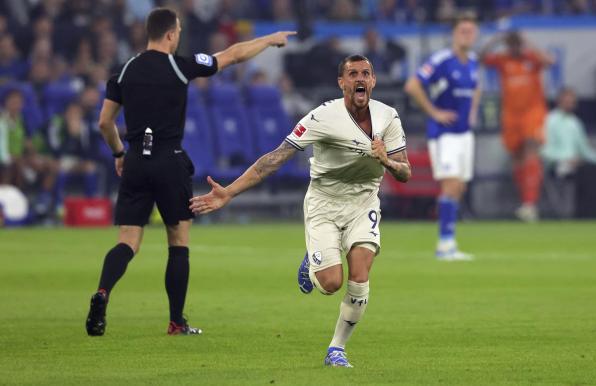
[190,55,410,367]
[480,31,554,222]
[405,13,481,261]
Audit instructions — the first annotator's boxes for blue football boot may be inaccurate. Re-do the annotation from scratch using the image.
[324,347,353,368]
[297,251,313,294]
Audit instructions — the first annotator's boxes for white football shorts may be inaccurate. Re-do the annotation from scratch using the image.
[427,131,475,182]
[303,188,381,274]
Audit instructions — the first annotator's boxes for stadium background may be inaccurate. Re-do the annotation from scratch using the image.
[1,0,596,225]
[2,2,596,385]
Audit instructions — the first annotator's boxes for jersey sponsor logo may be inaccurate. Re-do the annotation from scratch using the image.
[195,53,213,66]
[292,123,307,138]
[453,88,475,98]
[352,139,364,146]
[310,113,320,122]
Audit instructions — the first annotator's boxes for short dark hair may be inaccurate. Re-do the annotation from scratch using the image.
[338,54,374,77]
[146,8,178,41]
[452,11,477,29]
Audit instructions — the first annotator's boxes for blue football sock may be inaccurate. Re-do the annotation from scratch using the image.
[438,196,458,241]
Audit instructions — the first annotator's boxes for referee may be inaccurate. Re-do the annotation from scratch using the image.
[86,7,295,336]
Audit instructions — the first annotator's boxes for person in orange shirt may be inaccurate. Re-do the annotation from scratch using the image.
[481,31,554,221]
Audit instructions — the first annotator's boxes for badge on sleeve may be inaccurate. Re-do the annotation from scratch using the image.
[195,53,213,66]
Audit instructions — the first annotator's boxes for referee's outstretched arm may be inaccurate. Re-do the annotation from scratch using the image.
[213,31,297,71]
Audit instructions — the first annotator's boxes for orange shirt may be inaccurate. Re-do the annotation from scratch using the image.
[484,51,547,114]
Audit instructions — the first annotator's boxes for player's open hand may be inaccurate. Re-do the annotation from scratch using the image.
[371,135,389,165]
[432,108,458,126]
[267,31,297,47]
[189,176,231,214]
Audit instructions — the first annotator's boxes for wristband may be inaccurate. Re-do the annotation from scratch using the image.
[112,150,125,158]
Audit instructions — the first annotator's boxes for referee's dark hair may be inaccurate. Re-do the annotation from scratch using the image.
[338,54,374,77]
[146,8,178,41]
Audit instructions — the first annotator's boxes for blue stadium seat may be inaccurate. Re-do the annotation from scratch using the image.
[245,85,308,180]
[183,102,217,180]
[44,81,79,119]
[205,84,256,178]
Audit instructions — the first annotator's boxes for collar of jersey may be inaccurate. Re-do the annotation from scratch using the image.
[344,105,374,141]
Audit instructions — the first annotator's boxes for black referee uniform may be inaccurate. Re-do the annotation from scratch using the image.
[106,50,218,226]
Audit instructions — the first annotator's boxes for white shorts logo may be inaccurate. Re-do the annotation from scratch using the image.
[195,53,213,66]
[312,251,322,265]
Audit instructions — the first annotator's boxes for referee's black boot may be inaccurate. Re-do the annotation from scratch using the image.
[86,291,107,336]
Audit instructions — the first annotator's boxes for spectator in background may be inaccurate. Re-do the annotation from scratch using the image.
[126,0,155,21]
[542,88,596,217]
[53,102,100,209]
[96,31,120,73]
[330,0,360,20]
[249,70,269,85]
[279,73,313,122]
[435,0,458,22]
[72,38,95,82]
[362,27,406,84]
[272,0,295,20]
[28,59,52,117]
[0,33,28,81]
[492,0,542,18]
[481,30,554,222]
[543,88,596,175]
[125,20,148,57]
[0,88,58,215]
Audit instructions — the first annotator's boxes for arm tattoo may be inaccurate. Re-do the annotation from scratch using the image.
[384,150,411,182]
[254,141,297,179]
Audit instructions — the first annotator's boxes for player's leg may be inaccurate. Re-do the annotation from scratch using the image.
[429,133,472,260]
[155,149,200,335]
[87,225,143,336]
[164,220,201,335]
[298,191,343,294]
[86,154,152,336]
[514,112,545,221]
[324,198,380,367]
[325,245,374,368]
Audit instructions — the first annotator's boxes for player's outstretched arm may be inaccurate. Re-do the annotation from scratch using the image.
[189,141,297,214]
[371,136,411,183]
[214,31,296,71]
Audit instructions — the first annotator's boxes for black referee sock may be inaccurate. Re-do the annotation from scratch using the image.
[97,243,135,296]
[166,246,190,325]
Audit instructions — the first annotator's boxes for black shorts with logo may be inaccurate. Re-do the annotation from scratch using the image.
[115,142,195,226]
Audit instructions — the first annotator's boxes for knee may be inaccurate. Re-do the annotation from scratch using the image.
[118,239,140,254]
[315,272,343,295]
[348,273,369,284]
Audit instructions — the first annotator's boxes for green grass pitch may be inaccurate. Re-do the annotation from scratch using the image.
[1,221,595,385]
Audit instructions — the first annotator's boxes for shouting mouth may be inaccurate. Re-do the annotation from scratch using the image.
[355,85,366,101]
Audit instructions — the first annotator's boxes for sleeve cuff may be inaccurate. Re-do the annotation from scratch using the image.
[387,145,406,155]
[284,137,304,151]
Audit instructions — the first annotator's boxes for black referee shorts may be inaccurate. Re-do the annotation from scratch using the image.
[115,146,195,226]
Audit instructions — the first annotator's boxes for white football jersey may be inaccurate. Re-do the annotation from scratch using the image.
[285,98,406,197]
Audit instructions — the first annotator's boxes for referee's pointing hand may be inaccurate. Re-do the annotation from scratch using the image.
[267,31,297,48]
[189,176,231,214]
